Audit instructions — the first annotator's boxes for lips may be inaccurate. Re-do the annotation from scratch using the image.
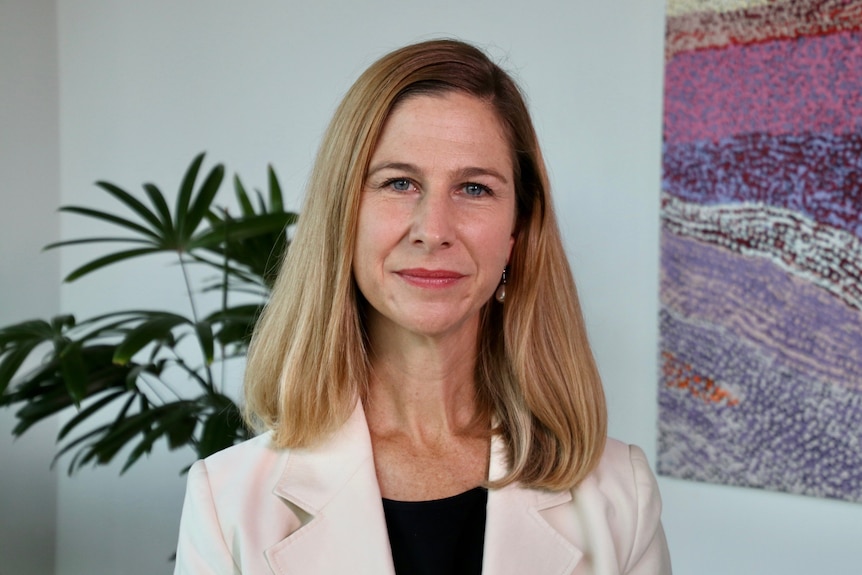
[396,268,465,287]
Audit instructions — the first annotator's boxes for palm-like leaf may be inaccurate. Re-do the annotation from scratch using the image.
[47,152,226,283]
[197,166,297,290]
[0,154,293,475]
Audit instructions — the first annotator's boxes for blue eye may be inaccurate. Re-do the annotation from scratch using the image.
[389,178,412,191]
[464,183,491,197]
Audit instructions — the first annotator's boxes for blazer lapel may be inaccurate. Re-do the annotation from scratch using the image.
[260,406,582,575]
[483,435,584,575]
[263,404,396,575]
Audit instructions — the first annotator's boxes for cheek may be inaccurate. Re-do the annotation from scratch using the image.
[466,227,516,286]
[469,214,516,259]
[351,242,377,307]
[354,200,379,254]
[352,208,372,281]
[352,227,377,286]
[354,216,387,266]
[353,204,397,292]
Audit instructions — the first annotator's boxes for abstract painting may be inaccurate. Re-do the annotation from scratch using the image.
[657,0,862,502]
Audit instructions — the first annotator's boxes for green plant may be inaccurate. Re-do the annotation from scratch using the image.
[0,153,297,473]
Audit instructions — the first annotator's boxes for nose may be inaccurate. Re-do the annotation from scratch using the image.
[410,189,454,250]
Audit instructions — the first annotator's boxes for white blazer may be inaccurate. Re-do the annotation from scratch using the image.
[174,404,671,574]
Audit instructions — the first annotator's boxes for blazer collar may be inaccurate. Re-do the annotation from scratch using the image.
[263,402,583,575]
[483,435,584,574]
[264,403,396,574]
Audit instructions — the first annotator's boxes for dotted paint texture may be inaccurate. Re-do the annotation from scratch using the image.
[664,29,862,143]
[659,0,862,502]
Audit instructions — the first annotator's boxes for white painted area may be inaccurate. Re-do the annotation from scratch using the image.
[2,0,860,573]
[0,1,60,573]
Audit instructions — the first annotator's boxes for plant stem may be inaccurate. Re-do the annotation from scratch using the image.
[171,354,211,391]
[178,254,215,392]
[179,254,201,324]
[219,211,229,393]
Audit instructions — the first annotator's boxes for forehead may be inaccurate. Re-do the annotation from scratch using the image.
[370,92,513,165]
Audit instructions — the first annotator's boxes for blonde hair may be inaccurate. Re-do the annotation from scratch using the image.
[244,39,607,490]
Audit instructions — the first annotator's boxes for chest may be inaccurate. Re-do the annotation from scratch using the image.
[370,432,490,500]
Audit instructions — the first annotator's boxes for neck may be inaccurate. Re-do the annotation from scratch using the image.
[364,315,484,441]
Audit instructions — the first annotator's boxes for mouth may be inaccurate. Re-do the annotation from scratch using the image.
[396,268,466,287]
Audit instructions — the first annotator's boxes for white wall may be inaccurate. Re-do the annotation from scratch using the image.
[3,0,860,573]
[0,1,60,573]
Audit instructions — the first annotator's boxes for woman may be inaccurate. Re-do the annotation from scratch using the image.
[175,39,671,575]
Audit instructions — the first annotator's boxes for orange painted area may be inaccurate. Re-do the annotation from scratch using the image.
[661,351,741,407]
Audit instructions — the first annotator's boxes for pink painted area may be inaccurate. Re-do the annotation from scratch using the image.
[663,29,862,143]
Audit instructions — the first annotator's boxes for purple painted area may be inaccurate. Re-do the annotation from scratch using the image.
[664,30,862,143]
[661,231,862,388]
[658,309,862,501]
[659,1,862,503]
[663,132,862,238]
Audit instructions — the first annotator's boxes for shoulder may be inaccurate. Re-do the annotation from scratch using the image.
[585,439,661,512]
[185,431,297,530]
[566,438,661,517]
[559,439,671,574]
[586,440,663,536]
[193,430,285,484]
[186,431,282,496]
[176,432,305,573]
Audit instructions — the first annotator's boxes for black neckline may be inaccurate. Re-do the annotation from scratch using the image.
[382,485,487,508]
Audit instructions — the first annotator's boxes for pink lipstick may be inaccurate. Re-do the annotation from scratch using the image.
[396,268,465,288]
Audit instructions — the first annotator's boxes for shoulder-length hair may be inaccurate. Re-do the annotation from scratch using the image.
[244,39,607,491]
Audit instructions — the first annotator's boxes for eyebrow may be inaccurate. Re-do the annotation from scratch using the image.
[366,162,510,185]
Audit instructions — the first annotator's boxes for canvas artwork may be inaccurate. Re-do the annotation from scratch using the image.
[658,0,862,502]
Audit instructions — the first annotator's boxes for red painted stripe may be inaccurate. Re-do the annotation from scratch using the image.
[666,0,862,60]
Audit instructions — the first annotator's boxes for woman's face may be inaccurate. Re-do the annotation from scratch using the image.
[353,91,516,341]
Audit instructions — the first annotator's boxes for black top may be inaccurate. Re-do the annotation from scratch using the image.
[382,487,488,575]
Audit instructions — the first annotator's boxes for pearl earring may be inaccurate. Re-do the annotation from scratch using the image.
[495,266,508,303]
